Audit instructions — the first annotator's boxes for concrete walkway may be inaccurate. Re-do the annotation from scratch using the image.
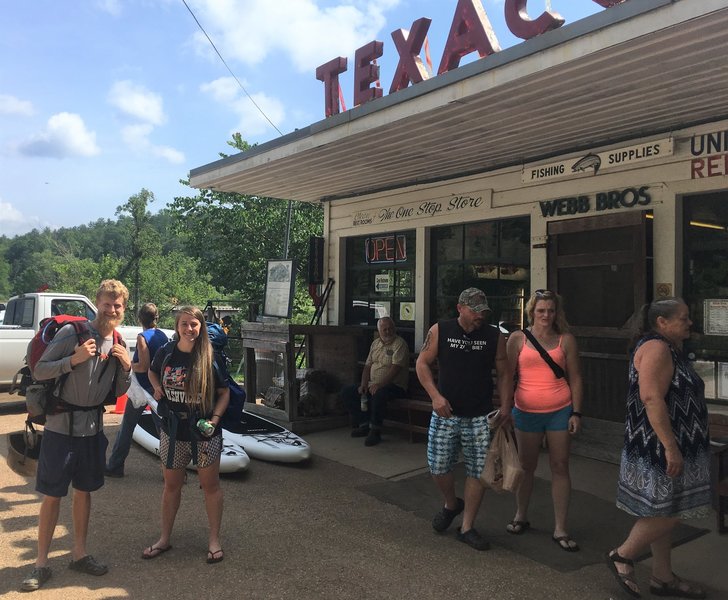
[0,407,726,599]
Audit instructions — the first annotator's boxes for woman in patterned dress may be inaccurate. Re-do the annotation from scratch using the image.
[606,298,710,599]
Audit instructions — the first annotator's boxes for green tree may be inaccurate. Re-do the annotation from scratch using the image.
[169,135,324,316]
[0,237,12,299]
[116,188,161,313]
[136,251,219,328]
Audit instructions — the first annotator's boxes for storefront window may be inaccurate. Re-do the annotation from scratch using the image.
[683,192,728,403]
[430,217,530,328]
[344,231,416,333]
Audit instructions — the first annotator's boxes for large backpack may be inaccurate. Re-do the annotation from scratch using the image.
[13,315,123,426]
[206,322,245,427]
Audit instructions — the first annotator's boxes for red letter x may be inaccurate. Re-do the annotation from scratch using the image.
[389,17,432,94]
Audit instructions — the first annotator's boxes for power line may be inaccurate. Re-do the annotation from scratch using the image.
[181,0,283,136]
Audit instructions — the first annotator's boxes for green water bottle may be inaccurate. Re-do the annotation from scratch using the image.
[197,419,215,437]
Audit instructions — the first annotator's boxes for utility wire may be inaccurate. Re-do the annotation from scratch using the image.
[181,0,283,136]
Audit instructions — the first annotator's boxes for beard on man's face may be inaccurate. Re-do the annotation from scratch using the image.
[97,313,124,329]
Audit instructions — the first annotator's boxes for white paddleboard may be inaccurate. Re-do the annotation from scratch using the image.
[224,411,311,463]
[128,372,310,464]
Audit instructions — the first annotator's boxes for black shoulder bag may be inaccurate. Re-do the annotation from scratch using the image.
[522,329,566,379]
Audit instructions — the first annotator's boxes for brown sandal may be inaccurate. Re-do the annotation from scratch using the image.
[650,574,706,599]
[605,549,641,598]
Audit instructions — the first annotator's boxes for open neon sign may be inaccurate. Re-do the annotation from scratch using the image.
[365,234,407,264]
[316,0,625,117]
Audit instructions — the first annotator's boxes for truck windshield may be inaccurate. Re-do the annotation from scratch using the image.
[51,299,95,320]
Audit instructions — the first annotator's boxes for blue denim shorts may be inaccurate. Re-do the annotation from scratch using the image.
[427,414,491,479]
[512,404,572,433]
[36,430,108,497]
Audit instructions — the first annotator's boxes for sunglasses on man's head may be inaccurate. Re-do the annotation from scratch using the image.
[534,289,555,298]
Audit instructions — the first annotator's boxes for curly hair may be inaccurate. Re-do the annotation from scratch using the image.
[174,306,215,415]
[96,279,129,306]
[524,290,570,334]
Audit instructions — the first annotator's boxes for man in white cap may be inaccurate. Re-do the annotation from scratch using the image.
[416,287,512,551]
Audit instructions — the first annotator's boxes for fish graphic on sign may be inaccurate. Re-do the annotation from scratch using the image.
[571,152,601,175]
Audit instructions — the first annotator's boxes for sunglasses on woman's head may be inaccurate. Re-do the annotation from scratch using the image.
[534,289,555,298]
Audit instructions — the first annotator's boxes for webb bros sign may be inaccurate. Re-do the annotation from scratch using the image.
[316,0,626,117]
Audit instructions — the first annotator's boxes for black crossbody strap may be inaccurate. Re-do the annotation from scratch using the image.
[523,329,565,379]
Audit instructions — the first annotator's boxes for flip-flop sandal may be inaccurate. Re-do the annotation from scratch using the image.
[552,535,580,552]
[141,544,172,560]
[650,574,706,599]
[506,520,530,535]
[605,549,641,598]
[207,548,224,564]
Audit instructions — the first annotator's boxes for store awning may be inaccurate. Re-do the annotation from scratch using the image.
[189,0,728,203]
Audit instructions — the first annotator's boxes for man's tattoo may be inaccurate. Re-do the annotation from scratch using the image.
[421,330,432,352]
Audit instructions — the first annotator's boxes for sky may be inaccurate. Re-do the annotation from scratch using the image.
[0,0,606,238]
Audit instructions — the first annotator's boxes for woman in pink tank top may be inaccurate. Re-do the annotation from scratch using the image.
[502,290,583,551]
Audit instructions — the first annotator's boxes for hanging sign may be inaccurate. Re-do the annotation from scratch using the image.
[523,138,672,183]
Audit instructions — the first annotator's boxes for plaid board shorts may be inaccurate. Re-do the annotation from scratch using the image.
[159,430,223,469]
[427,413,491,479]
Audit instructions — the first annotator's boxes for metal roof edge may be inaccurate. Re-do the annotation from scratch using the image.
[189,0,675,182]
[319,110,728,203]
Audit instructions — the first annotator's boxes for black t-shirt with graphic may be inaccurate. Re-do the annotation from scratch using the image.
[436,318,500,417]
[151,343,223,441]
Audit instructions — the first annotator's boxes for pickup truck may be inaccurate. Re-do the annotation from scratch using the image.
[0,292,171,389]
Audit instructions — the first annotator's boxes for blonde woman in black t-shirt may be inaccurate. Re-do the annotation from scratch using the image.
[143,306,230,564]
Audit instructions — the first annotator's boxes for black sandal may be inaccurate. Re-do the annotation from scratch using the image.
[605,549,641,598]
[506,520,530,535]
[552,535,579,552]
[650,574,706,599]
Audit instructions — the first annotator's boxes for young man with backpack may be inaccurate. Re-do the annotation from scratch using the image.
[20,279,132,593]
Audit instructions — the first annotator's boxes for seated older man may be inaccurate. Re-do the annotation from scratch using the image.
[340,317,410,447]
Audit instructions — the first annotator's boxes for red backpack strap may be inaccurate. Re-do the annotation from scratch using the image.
[71,320,92,345]
[113,330,126,347]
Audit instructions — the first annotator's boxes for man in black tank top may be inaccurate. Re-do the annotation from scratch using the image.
[416,288,512,551]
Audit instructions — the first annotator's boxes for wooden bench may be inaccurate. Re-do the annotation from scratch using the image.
[381,362,501,442]
[383,397,432,442]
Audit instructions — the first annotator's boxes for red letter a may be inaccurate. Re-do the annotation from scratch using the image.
[438,0,501,75]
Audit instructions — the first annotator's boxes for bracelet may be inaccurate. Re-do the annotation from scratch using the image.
[571,411,582,418]
[212,414,222,419]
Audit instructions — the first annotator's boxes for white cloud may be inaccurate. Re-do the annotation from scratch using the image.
[108,80,166,126]
[190,0,402,73]
[0,94,34,116]
[109,81,184,164]
[0,199,43,236]
[97,0,122,17]
[120,123,185,164]
[201,76,284,137]
[16,113,100,158]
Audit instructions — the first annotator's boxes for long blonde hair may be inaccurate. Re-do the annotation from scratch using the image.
[175,306,215,415]
[525,290,570,334]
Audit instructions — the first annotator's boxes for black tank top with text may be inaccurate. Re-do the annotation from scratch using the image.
[437,318,500,417]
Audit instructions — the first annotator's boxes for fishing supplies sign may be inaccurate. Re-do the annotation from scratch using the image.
[523,138,673,184]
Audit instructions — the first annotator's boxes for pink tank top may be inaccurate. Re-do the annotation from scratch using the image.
[514,336,572,413]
